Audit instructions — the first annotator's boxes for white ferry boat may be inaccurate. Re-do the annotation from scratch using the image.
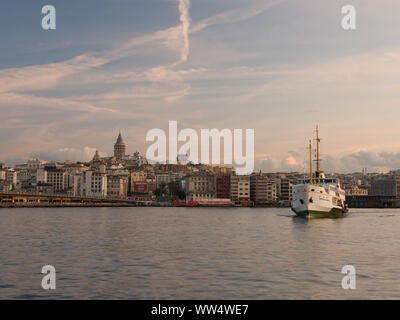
[291,126,348,218]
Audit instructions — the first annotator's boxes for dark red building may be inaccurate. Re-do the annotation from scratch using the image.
[215,174,231,199]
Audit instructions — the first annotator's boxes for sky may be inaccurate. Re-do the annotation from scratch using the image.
[2,0,400,173]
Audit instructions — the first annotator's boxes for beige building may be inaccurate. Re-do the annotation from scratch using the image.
[266,182,278,201]
[36,168,48,184]
[6,169,17,186]
[107,174,128,197]
[346,186,369,196]
[81,170,107,197]
[47,169,67,193]
[231,175,250,201]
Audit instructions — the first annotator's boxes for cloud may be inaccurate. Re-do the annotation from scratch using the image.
[333,151,400,173]
[30,146,104,163]
[254,150,400,174]
[6,0,400,168]
[0,54,107,94]
[285,156,298,166]
[190,0,285,33]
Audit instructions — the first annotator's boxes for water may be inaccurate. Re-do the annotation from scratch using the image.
[1,207,400,299]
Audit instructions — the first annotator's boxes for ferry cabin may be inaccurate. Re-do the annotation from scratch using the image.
[293,178,346,204]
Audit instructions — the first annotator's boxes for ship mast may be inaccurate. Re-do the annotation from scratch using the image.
[315,125,320,176]
[309,139,314,185]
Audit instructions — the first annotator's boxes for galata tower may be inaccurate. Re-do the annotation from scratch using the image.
[114,132,126,159]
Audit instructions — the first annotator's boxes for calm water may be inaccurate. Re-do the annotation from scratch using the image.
[1,207,400,299]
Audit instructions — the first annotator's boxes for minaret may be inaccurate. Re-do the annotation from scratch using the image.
[114,132,126,159]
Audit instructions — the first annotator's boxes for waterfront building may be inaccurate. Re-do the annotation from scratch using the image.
[266,182,278,202]
[215,173,231,199]
[185,171,215,201]
[280,178,294,202]
[347,195,397,208]
[370,179,400,197]
[345,185,369,196]
[36,168,47,184]
[107,174,128,197]
[0,180,12,192]
[16,169,31,184]
[130,170,148,193]
[132,181,156,195]
[250,172,267,203]
[155,172,178,187]
[114,132,126,159]
[6,169,17,187]
[230,174,250,201]
[81,170,107,197]
[250,172,277,204]
[46,168,67,193]
[71,172,83,196]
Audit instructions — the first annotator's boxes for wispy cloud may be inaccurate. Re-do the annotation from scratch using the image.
[190,0,285,33]
[30,146,103,163]
[0,54,107,93]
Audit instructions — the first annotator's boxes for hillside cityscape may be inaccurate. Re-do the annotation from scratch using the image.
[1,133,400,208]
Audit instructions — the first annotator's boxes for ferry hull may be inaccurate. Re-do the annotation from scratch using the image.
[291,187,348,219]
[291,207,348,219]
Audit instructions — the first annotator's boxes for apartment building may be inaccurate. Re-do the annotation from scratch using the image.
[107,174,128,197]
[155,172,178,187]
[231,174,250,201]
[81,170,107,197]
[215,173,231,199]
[46,169,67,193]
[185,172,215,201]
[280,178,294,201]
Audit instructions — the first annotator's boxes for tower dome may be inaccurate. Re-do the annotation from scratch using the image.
[92,149,101,162]
[114,132,126,159]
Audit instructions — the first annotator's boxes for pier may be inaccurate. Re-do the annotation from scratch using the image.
[0,192,138,208]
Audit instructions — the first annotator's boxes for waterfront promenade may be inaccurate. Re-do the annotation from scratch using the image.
[0,191,140,208]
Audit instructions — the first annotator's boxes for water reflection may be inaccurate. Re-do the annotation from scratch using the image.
[0,207,399,299]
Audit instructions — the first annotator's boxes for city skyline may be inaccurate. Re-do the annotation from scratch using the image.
[2,0,400,173]
[2,129,400,175]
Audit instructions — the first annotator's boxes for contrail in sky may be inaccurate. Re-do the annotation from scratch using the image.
[178,0,190,63]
